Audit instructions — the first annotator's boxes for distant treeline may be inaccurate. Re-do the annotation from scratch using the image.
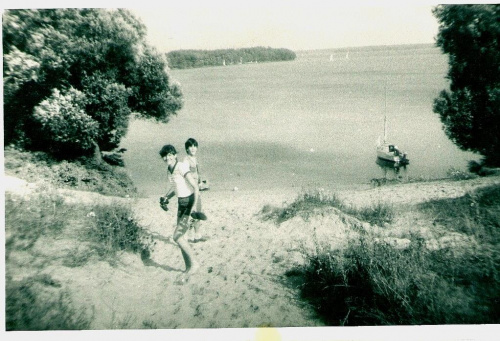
[166,47,296,69]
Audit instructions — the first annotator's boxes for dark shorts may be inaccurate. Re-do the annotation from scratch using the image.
[173,194,194,239]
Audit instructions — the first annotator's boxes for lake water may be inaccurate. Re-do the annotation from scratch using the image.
[120,44,478,197]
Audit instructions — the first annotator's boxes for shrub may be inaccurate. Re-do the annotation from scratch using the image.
[32,87,99,155]
[446,167,476,180]
[82,73,132,151]
[468,160,500,176]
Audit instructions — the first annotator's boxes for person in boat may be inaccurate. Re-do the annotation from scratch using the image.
[393,145,400,156]
[159,144,200,275]
[389,145,400,156]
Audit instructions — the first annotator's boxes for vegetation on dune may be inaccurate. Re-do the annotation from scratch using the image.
[5,158,155,330]
[5,188,154,266]
[6,274,93,331]
[432,4,500,167]
[260,189,394,226]
[418,184,500,246]
[4,146,136,197]
[166,47,296,69]
[278,184,500,325]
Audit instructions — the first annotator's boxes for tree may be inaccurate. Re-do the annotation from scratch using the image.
[166,47,296,69]
[432,4,500,166]
[3,9,183,158]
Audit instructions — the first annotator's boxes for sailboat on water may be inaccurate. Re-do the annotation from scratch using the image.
[376,83,409,164]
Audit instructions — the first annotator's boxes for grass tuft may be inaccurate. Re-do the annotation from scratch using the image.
[6,274,92,330]
[85,204,156,261]
[260,189,394,226]
[6,188,154,266]
[418,184,500,244]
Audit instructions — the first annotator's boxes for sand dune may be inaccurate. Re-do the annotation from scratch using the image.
[4,174,500,329]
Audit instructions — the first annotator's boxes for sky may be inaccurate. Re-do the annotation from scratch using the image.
[3,1,494,53]
[2,0,475,53]
[130,2,440,52]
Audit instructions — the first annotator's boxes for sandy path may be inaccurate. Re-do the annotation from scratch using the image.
[5,174,500,329]
[113,189,322,329]
[4,179,321,329]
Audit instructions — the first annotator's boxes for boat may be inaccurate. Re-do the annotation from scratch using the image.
[376,84,409,164]
[376,139,409,164]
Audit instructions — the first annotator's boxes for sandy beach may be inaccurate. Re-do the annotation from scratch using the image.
[4,174,500,329]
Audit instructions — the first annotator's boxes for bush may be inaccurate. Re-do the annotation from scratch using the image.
[468,160,500,176]
[4,9,183,157]
[32,88,99,156]
[446,167,476,180]
[82,73,132,151]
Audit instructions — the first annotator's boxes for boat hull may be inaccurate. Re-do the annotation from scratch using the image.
[376,144,409,164]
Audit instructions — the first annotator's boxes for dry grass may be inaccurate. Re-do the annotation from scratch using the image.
[259,189,395,226]
[5,184,154,330]
[6,274,93,330]
[282,185,500,325]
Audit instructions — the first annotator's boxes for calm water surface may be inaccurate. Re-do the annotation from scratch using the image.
[121,45,478,197]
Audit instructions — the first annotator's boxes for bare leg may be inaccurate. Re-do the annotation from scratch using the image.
[192,219,203,240]
[174,234,200,274]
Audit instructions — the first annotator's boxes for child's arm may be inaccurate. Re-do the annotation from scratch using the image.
[185,172,200,211]
[160,183,175,212]
[196,162,202,184]
[164,188,176,200]
[163,179,176,200]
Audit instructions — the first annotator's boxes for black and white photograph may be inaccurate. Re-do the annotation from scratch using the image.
[2,1,499,340]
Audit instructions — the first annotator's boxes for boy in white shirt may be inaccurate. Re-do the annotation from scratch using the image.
[159,144,200,275]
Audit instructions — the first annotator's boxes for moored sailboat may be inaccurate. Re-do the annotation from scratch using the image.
[376,84,409,164]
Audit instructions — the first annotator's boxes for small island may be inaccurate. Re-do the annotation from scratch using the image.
[166,46,296,69]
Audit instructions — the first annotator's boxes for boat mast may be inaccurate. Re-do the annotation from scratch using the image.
[383,80,387,144]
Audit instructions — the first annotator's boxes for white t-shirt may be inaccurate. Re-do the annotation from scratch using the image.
[167,161,193,198]
[183,155,199,183]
